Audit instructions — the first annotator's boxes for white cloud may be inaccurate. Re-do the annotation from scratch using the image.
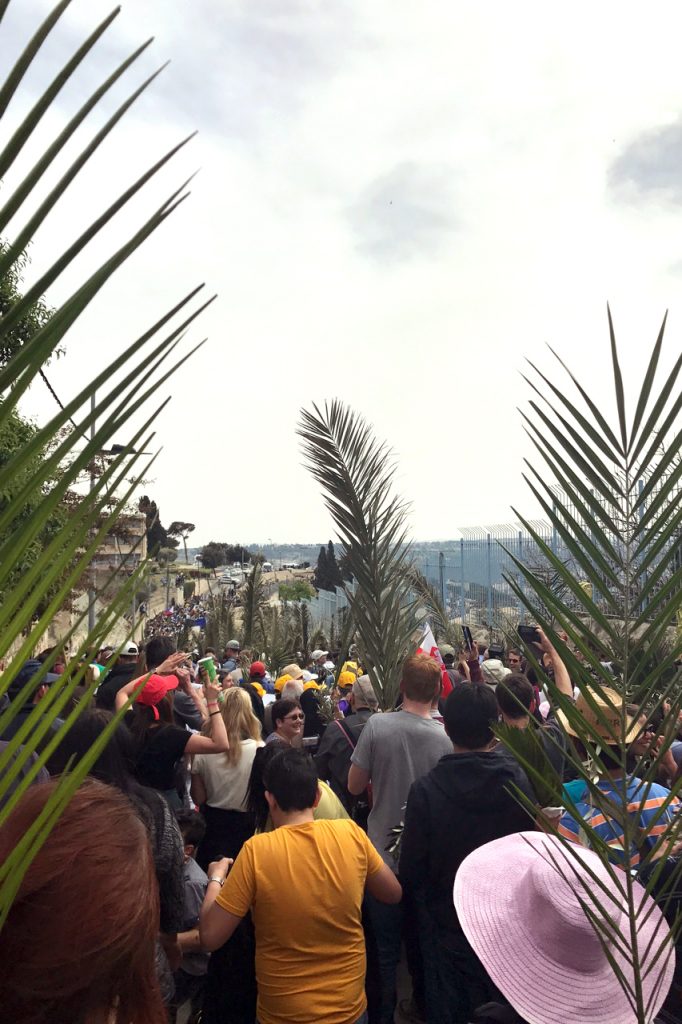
[4,0,682,546]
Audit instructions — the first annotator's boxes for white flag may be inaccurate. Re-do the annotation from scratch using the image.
[416,622,444,666]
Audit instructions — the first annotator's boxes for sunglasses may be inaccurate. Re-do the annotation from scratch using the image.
[284,713,305,722]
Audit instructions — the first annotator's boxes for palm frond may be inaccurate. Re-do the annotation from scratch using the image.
[241,563,266,650]
[0,1,207,921]
[513,310,682,1022]
[298,401,417,707]
[408,567,461,645]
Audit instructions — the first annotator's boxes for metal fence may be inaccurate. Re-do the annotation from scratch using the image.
[304,523,556,631]
[413,521,558,628]
[305,487,681,632]
[307,583,354,627]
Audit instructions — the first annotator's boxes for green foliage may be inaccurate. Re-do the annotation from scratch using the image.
[259,604,296,676]
[494,721,562,808]
[408,567,462,647]
[241,561,266,650]
[0,0,209,927]
[279,580,315,602]
[201,591,236,655]
[313,540,343,591]
[299,401,418,708]
[0,407,69,607]
[199,540,251,569]
[506,311,682,1022]
[138,494,176,554]
[167,520,195,564]
[0,244,54,367]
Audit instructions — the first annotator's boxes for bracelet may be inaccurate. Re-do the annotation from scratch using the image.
[209,710,220,717]
[207,876,225,887]
[207,701,219,708]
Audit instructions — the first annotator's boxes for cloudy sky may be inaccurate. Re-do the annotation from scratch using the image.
[3,0,682,546]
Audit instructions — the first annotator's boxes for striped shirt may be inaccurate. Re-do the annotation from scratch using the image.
[559,776,680,866]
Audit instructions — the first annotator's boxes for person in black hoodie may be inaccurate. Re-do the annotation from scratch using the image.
[399,684,535,1024]
[95,641,140,711]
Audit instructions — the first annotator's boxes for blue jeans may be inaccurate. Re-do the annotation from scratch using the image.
[364,895,403,1024]
[420,912,501,1024]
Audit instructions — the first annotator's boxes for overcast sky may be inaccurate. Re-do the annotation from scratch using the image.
[4,0,682,546]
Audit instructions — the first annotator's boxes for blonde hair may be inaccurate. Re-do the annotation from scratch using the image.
[221,688,262,765]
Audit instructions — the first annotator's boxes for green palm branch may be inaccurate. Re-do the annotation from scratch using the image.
[298,401,418,708]
[408,566,462,646]
[0,0,209,925]
[202,591,236,656]
[259,604,296,676]
[503,309,682,1022]
[242,562,266,650]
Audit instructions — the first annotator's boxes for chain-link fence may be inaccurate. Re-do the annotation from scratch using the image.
[413,522,557,630]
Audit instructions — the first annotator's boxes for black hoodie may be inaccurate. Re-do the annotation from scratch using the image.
[399,748,535,933]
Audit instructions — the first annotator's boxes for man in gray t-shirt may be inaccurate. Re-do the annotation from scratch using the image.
[348,653,453,1024]
[350,709,452,868]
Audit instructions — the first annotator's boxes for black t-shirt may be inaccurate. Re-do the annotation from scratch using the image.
[95,662,138,711]
[134,724,191,792]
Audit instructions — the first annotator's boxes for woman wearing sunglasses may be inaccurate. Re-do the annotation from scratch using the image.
[265,699,305,747]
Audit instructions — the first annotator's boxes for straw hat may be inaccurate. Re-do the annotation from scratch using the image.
[281,663,304,681]
[556,685,640,745]
[454,832,675,1024]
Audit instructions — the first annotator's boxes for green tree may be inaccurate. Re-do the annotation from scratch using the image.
[0,408,70,608]
[0,244,54,367]
[313,544,329,590]
[167,520,195,564]
[198,541,252,569]
[199,541,227,569]
[138,495,176,555]
[279,580,315,602]
[326,540,343,589]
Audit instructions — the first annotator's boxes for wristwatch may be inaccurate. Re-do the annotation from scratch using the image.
[208,876,225,887]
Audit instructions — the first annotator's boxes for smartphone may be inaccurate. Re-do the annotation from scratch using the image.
[462,625,473,651]
[518,624,541,646]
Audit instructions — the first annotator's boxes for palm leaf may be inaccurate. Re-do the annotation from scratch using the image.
[0,0,208,923]
[299,401,418,707]
[513,311,682,1022]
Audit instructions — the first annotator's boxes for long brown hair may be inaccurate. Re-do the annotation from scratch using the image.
[0,778,165,1024]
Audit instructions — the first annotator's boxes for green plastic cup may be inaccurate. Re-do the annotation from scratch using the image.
[197,656,217,683]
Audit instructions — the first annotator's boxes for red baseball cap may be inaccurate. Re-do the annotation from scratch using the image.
[135,673,179,719]
[249,661,266,678]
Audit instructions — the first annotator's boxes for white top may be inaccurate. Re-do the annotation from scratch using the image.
[192,738,263,811]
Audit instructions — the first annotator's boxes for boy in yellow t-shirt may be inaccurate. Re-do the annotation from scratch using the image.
[200,748,402,1024]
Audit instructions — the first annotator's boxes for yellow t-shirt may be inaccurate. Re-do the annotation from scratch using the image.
[216,818,384,1024]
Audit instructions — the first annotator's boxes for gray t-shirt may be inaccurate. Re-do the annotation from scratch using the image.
[351,710,453,868]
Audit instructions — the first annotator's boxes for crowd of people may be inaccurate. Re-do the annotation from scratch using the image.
[0,628,681,1024]
[143,595,209,641]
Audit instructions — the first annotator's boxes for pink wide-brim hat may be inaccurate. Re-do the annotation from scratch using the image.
[453,831,675,1024]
